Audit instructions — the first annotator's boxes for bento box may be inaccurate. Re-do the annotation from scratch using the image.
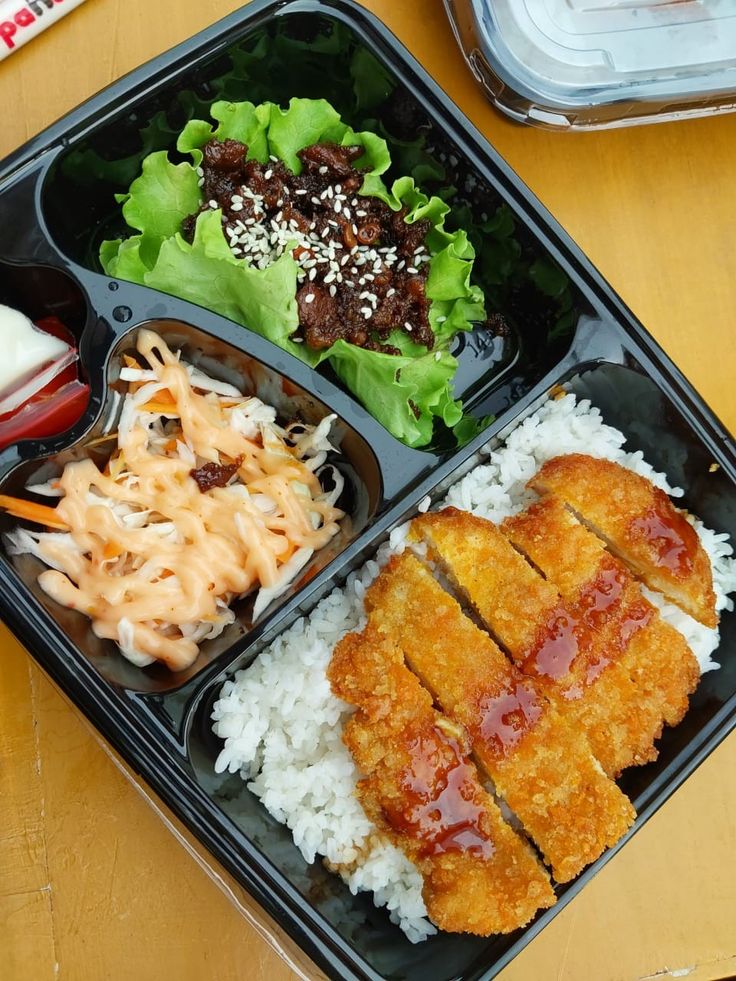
[1,2,734,979]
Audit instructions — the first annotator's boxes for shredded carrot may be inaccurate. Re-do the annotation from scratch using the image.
[0,495,69,531]
[123,355,140,369]
[141,401,180,415]
[143,388,176,407]
[279,541,297,563]
[103,541,123,560]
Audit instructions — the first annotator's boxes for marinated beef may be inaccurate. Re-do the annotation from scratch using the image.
[183,139,436,353]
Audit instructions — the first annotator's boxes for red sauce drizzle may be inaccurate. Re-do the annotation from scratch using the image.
[476,683,543,757]
[577,562,627,683]
[578,562,626,628]
[615,600,654,650]
[523,606,579,679]
[385,729,495,860]
[522,562,627,683]
[629,502,698,576]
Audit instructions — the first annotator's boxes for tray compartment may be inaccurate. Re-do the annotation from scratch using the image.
[0,316,383,694]
[0,2,732,980]
[179,351,736,981]
[36,4,594,446]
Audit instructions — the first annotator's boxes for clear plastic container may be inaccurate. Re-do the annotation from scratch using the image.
[445,0,736,129]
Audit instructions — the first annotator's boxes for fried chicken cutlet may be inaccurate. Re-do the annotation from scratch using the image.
[411,507,667,776]
[364,554,635,883]
[530,454,717,627]
[328,626,555,934]
[503,497,700,736]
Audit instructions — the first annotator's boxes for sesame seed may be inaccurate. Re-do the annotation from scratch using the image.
[435,351,442,361]
[361,307,372,319]
[343,208,351,219]
[295,189,308,195]
[329,284,337,297]
[305,294,315,304]
[407,267,418,274]
[387,288,396,297]
[264,169,273,180]
[436,316,447,323]
[309,268,317,280]
[335,184,342,194]
[356,209,367,217]
[318,166,328,174]
[209,200,218,209]
[231,203,243,212]
[404,322,413,332]
[269,155,278,162]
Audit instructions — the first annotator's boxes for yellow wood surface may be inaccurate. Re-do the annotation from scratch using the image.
[1,1,735,979]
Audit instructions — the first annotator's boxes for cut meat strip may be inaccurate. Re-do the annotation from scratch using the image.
[412,507,664,776]
[503,497,700,735]
[364,553,635,883]
[328,626,555,935]
[530,454,717,627]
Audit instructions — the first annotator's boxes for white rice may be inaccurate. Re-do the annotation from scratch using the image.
[211,394,736,941]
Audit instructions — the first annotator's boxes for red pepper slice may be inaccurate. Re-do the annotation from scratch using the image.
[0,316,90,451]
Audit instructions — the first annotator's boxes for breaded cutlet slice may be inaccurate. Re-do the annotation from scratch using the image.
[504,498,700,734]
[328,627,556,935]
[530,454,717,627]
[364,554,635,883]
[411,507,661,777]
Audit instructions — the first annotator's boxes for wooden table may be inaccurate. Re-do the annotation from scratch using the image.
[1,2,735,979]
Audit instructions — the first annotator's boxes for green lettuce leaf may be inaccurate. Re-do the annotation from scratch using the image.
[100,98,486,447]
[329,338,461,448]
[144,210,313,365]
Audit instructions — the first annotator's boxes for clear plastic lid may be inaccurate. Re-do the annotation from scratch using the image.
[445,0,736,129]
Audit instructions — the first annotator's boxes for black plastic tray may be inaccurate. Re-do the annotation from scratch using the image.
[0,2,734,979]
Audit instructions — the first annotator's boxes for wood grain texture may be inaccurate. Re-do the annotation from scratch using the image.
[0,1,734,979]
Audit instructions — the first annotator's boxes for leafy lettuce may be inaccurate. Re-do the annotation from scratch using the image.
[100,98,485,448]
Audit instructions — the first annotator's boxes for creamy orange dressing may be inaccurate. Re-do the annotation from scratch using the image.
[33,330,344,671]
